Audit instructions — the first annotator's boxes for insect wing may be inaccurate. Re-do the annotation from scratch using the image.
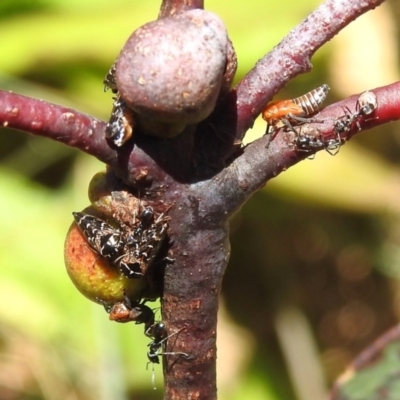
[72,212,123,260]
[139,221,168,264]
[99,233,122,258]
[117,217,168,279]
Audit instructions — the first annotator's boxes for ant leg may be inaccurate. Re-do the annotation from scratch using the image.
[264,122,278,149]
[281,117,299,134]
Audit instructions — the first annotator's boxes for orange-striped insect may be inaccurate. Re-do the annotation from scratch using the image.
[262,84,330,145]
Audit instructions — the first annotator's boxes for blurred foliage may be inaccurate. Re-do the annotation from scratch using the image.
[1,1,400,400]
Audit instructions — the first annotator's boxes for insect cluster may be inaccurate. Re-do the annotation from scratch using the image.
[70,183,187,372]
[262,86,378,157]
[103,62,135,147]
[73,205,168,279]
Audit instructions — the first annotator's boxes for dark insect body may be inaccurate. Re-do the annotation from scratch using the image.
[146,322,168,364]
[116,209,169,278]
[105,298,188,367]
[105,96,134,147]
[72,212,123,260]
[103,62,117,93]
[333,109,354,135]
[103,62,135,147]
[333,90,378,135]
[146,322,188,366]
[72,206,169,279]
[145,323,189,389]
[292,130,341,156]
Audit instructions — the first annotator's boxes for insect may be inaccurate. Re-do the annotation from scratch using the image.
[146,322,189,365]
[139,206,155,227]
[104,296,188,388]
[73,206,170,279]
[105,96,135,147]
[72,212,124,260]
[290,127,342,156]
[145,323,189,388]
[117,208,169,278]
[333,91,378,136]
[103,62,117,93]
[333,109,354,135]
[357,90,378,117]
[103,61,135,147]
[105,296,187,365]
[262,84,330,143]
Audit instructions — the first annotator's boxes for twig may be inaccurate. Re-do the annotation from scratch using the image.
[223,0,386,144]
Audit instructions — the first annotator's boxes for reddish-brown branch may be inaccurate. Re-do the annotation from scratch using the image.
[227,0,385,142]
[328,323,400,399]
[228,82,400,209]
[0,90,177,185]
[0,91,115,164]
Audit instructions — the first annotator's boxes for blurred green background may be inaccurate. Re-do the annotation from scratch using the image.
[1,1,400,399]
